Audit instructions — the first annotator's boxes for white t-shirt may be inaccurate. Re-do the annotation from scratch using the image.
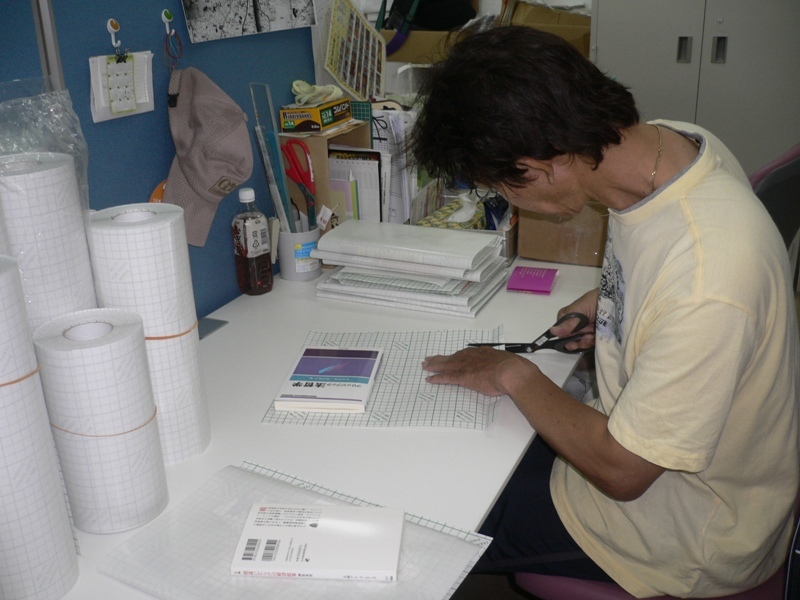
[551,121,800,597]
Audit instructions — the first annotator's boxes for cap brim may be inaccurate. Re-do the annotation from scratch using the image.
[162,156,220,247]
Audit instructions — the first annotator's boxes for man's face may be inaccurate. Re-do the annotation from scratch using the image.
[494,157,589,218]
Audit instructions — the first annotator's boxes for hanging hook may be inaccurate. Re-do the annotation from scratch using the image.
[162,9,183,70]
[107,18,122,52]
[161,9,175,36]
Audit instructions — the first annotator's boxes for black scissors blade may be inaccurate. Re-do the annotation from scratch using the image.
[467,312,590,354]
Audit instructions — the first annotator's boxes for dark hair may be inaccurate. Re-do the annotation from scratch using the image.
[407,25,640,188]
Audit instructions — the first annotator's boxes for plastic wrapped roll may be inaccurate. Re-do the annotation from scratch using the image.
[33,308,168,533]
[0,152,97,331]
[89,204,210,465]
[0,255,79,599]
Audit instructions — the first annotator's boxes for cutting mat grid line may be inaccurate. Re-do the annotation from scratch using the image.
[262,328,503,429]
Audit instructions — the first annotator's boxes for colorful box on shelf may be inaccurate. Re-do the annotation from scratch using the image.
[280,97,352,133]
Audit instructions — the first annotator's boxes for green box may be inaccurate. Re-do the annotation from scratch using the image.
[279,98,352,133]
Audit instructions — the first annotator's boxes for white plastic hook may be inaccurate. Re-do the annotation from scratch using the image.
[161,9,175,36]
[107,18,121,50]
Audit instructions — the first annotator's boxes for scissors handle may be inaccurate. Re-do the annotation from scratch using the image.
[281,141,317,228]
[466,311,591,354]
[531,312,590,353]
[282,139,315,193]
[541,333,586,353]
[553,311,590,334]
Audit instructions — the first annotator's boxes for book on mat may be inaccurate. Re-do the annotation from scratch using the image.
[274,346,383,413]
[506,266,559,294]
[231,503,404,581]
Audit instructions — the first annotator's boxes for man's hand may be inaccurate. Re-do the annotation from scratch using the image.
[422,306,664,501]
[422,346,539,397]
[551,288,599,351]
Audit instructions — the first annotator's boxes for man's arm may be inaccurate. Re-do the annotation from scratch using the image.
[422,287,664,501]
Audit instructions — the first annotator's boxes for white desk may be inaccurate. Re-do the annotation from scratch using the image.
[62,258,600,599]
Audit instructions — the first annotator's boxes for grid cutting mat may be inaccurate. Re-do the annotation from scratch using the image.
[262,328,504,428]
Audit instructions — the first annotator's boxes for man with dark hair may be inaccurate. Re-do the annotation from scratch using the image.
[412,25,800,597]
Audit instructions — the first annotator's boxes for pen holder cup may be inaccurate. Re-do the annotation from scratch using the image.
[278,228,321,281]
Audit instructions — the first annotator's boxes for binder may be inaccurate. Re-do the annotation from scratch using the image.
[328,145,384,222]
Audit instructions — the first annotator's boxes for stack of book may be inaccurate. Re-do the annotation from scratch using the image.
[310,221,509,317]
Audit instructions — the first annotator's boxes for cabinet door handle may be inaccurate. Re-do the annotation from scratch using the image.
[711,36,728,63]
[677,36,693,63]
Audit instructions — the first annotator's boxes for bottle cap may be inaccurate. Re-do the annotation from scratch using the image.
[238,187,255,203]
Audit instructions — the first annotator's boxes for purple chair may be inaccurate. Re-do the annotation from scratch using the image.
[748,143,800,190]
[749,143,800,292]
[515,489,800,599]
[514,567,785,600]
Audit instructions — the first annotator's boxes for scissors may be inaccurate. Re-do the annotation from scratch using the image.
[281,139,316,228]
[468,312,591,354]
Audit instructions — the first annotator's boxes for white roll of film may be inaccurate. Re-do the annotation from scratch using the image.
[33,308,169,533]
[0,152,97,331]
[0,255,79,599]
[89,203,210,464]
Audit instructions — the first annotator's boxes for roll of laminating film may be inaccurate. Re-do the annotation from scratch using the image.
[33,308,169,533]
[145,324,209,463]
[89,203,196,335]
[0,256,79,599]
[89,204,210,464]
[0,153,97,332]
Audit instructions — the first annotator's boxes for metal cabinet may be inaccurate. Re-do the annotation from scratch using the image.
[591,0,800,174]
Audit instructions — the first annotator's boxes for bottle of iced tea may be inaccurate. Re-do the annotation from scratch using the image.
[232,188,272,295]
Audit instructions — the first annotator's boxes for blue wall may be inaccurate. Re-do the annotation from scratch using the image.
[4,1,315,318]
[0,3,41,83]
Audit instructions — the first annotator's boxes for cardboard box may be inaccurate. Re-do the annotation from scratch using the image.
[380,4,590,64]
[280,98,352,133]
[517,201,607,267]
[380,29,453,64]
[380,0,478,64]
[510,4,591,58]
[279,120,371,234]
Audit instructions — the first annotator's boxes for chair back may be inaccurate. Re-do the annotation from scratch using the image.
[783,488,800,599]
[751,148,800,290]
[749,143,800,190]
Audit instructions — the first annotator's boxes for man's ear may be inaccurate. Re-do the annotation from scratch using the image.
[514,156,556,183]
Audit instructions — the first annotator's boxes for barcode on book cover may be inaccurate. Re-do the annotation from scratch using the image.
[242,538,259,561]
[262,539,278,561]
[241,538,279,562]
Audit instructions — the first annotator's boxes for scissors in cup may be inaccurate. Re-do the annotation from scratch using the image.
[468,312,590,354]
[281,139,317,228]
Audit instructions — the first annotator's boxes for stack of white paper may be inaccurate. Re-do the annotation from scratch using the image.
[311,221,509,317]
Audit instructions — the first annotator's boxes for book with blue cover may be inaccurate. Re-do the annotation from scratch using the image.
[274,347,383,413]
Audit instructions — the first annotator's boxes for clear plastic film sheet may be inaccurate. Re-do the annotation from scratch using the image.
[0,79,96,329]
[0,78,89,211]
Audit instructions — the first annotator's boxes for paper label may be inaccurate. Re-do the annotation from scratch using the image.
[292,241,319,273]
[231,502,403,581]
[233,216,270,258]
